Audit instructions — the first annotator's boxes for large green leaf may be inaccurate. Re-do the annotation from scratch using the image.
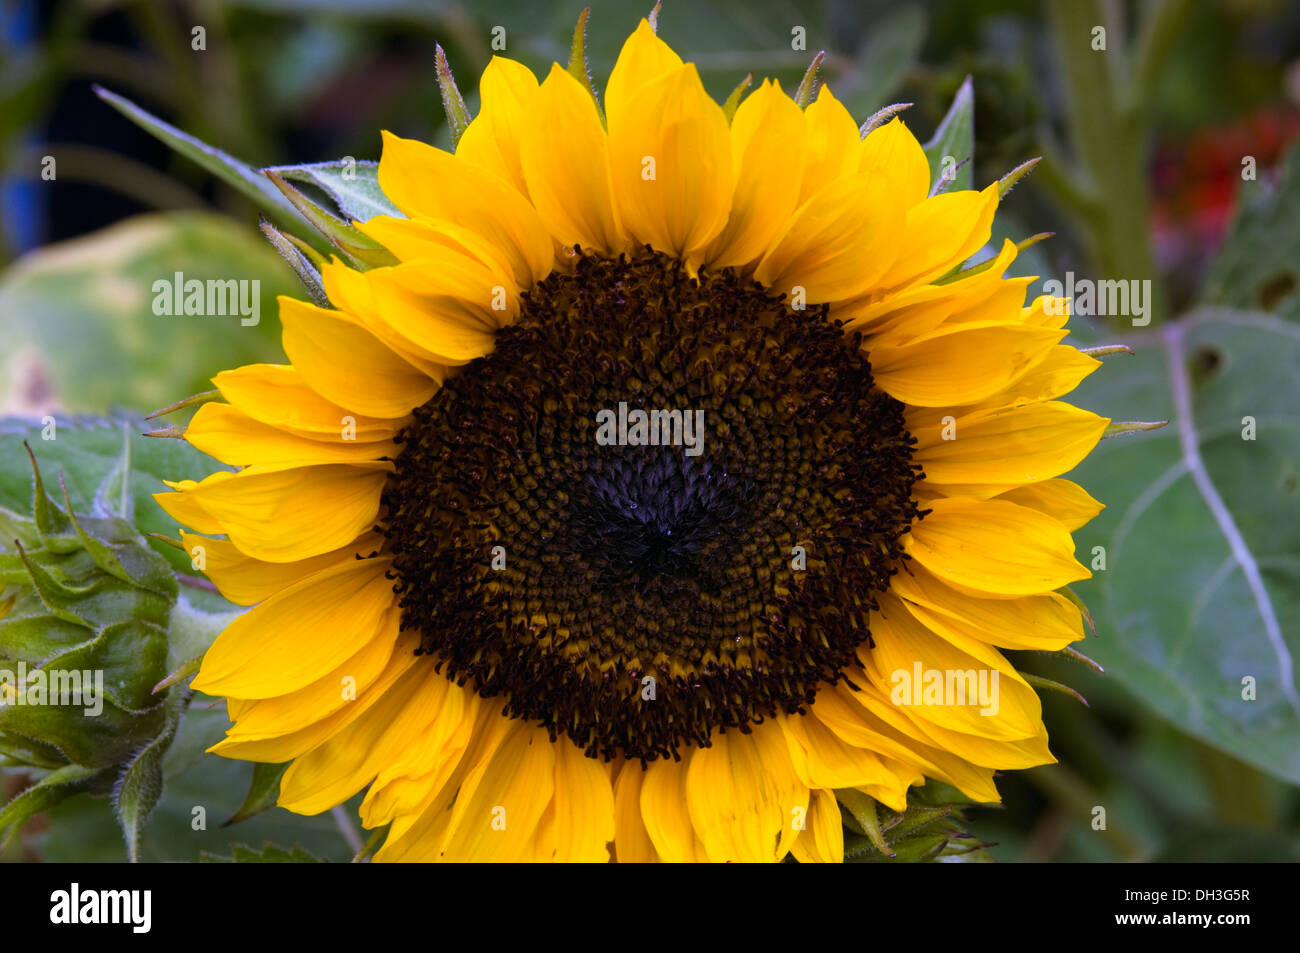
[1064,146,1300,784]
[0,212,295,414]
[1067,314,1300,784]
[834,5,928,122]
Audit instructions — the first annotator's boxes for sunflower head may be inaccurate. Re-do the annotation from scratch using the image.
[159,13,1107,862]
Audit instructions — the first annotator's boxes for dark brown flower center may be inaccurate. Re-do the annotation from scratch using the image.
[381,250,920,761]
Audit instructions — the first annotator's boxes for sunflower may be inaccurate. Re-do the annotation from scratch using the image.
[156,16,1108,863]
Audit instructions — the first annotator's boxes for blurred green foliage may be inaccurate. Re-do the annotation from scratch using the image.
[2,0,1299,862]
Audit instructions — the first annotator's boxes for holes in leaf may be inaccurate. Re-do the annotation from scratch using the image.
[1256,270,1297,312]
[1190,345,1224,388]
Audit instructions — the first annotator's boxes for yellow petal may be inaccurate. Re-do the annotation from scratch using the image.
[686,729,792,862]
[355,216,517,279]
[193,555,394,698]
[377,131,553,287]
[863,593,1046,741]
[521,64,624,255]
[209,630,421,762]
[837,682,1005,801]
[361,682,479,829]
[1023,292,1072,329]
[789,788,844,863]
[549,742,616,862]
[780,711,909,808]
[870,321,1066,406]
[212,364,401,438]
[164,462,387,563]
[858,117,931,207]
[280,296,439,418]
[436,721,556,861]
[604,18,683,125]
[453,55,539,194]
[639,754,698,862]
[797,85,861,205]
[227,601,400,739]
[364,260,517,358]
[904,496,1091,597]
[180,530,382,606]
[754,171,903,304]
[320,257,487,375]
[703,79,806,269]
[372,707,513,861]
[875,185,999,292]
[277,664,451,815]
[961,344,1102,409]
[839,239,1019,336]
[995,479,1104,531]
[186,402,396,468]
[891,563,1085,651]
[911,400,1109,492]
[607,63,733,261]
[612,762,657,862]
[153,475,230,535]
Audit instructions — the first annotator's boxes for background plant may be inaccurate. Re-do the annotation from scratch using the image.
[1,0,1298,862]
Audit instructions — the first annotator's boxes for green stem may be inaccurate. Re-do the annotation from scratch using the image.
[1045,0,1170,325]
[1131,0,1192,114]
[1024,763,1147,860]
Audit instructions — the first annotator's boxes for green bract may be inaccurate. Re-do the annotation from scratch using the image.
[0,431,179,860]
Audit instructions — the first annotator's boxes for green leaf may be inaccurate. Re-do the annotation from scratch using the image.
[1066,315,1300,784]
[1201,145,1300,321]
[0,212,296,413]
[30,702,354,862]
[1063,140,1300,785]
[263,160,402,224]
[93,86,302,226]
[835,6,927,120]
[922,76,974,194]
[225,761,290,826]
[201,841,327,863]
[0,763,112,845]
[0,415,227,588]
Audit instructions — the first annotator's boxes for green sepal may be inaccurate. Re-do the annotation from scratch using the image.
[264,170,397,270]
[200,842,327,863]
[567,7,605,122]
[0,763,114,848]
[435,44,471,149]
[224,761,290,827]
[794,51,826,108]
[259,216,330,309]
[263,160,401,223]
[831,782,995,863]
[114,685,187,863]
